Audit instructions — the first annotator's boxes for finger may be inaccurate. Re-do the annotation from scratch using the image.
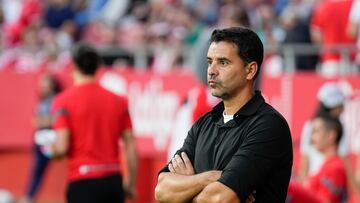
[249,194,255,202]
[171,158,179,170]
[175,154,186,169]
[181,152,193,168]
[168,163,176,173]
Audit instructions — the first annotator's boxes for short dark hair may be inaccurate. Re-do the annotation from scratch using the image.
[316,115,343,146]
[210,27,264,79]
[72,43,101,75]
[48,74,62,94]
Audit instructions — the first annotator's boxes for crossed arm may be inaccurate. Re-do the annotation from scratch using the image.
[155,152,250,203]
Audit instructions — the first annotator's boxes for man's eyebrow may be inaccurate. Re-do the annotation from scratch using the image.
[218,57,230,61]
[207,57,231,62]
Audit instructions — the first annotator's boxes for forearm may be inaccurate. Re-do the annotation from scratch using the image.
[192,182,240,203]
[125,141,138,188]
[155,171,220,203]
[51,142,68,159]
[51,129,70,158]
[347,21,358,38]
[298,154,309,182]
[34,115,53,128]
[310,29,322,44]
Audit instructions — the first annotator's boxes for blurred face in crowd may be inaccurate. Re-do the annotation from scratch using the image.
[311,118,332,152]
[38,75,55,99]
[207,41,249,100]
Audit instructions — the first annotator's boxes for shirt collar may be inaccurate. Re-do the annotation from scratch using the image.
[211,90,265,122]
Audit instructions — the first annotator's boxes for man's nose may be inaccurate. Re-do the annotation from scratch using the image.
[208,63,218,76]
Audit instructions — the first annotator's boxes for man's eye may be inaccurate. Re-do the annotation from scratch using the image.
[220,60,229,65]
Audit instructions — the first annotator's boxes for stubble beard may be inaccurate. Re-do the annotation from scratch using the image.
[210,87,230,100]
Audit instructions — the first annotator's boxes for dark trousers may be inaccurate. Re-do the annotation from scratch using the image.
[26,144,50,197]
[67,174,124,203]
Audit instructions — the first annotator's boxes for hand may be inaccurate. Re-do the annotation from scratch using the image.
[246,190,256,203]
[169,152,195,175]
[123,181,136,199]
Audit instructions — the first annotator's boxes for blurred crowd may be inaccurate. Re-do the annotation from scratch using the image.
[0,0,359,76]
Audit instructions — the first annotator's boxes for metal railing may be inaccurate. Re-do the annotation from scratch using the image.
[98,43,359,74]
[266,43,358,73]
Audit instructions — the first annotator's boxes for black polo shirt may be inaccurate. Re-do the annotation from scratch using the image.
[159,91,293,203]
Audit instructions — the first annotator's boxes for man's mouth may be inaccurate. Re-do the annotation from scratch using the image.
[208,80,217,85]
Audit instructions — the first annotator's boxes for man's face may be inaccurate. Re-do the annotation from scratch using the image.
[311,118,329,152]
[38,75,54,98]
[207,41,249,100]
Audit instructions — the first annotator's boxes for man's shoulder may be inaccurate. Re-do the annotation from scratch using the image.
[192,111,213,127]
[258,102,289,124]
[53,87,74,104]
[323,157,346,172]
[249,102,292,142]
[96,85,128,102]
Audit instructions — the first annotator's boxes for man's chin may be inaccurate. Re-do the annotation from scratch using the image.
[210,91,225,99]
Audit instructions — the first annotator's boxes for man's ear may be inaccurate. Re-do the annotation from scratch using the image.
[328,130,338,145]
[246,62,258,80]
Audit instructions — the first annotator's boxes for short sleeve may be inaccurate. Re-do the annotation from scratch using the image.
[317,164,347,202]
[311,4,326,32]
[218,114,292,202]
[51,95,70,130]
[123,109,132,130]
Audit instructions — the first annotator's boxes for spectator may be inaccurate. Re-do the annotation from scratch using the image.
[116,1,149,51]
[348,0,360,70]
[305,115,348,202]
[280,7,318,71]
[44,0,75,29]
[310,0,356,77]
[288,115,348,203]
[299,82,347,181]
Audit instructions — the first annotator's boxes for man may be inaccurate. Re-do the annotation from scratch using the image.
[348,0,360,67]
[49,43,138,203]
[299,82,346,181]
[287,115,347,203]
[155,27,293,203]
[306,115,347,202]
[21,74,62,203]
[310,0,355,76]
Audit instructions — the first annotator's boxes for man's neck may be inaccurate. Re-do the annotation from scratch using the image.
[223,86,254,115]
[74,74,96,85]
[322,146,338,159]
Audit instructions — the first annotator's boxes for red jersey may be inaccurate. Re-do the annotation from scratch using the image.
[52,82,132,182]
[311,0,355,61]
[306,156,347,203]
[287,181,323,203]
